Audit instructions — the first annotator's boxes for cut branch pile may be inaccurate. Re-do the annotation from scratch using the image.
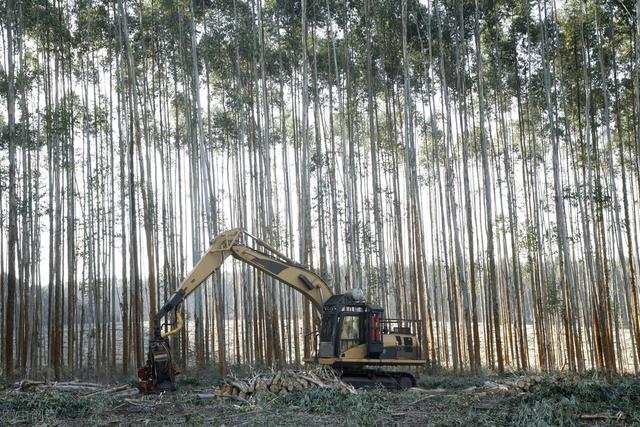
[217,368,356,399]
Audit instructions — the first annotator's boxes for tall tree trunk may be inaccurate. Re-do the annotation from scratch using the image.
[4,0,18,381]
[474,0,504,373]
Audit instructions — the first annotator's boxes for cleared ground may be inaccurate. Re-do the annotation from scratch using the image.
[1,370,639,426]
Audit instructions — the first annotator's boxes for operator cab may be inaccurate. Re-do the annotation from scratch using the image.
[318,290,384,359]
[315,288,422,364]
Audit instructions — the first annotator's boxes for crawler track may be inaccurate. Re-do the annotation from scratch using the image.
[339,368,416,389]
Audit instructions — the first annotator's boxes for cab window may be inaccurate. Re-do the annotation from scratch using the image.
[320,314,336,342]
[339,315,360,354]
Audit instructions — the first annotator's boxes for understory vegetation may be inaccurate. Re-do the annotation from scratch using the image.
[1,372,639,426]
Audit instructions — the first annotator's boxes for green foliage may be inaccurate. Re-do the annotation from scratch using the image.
[519,225,539,253]
[419,371,492,389]
[1,375,639,426]
[511,396,578,427]
[0,392,116,424]
[503,378,640,426]
[177,367,224,387]
[265,387,408,426]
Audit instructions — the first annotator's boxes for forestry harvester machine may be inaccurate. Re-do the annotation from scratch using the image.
[138,229,426,393]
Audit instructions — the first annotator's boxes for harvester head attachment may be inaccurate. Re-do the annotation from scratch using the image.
[137,337,178,394]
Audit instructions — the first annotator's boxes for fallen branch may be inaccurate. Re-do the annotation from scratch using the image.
[299,373,328,388]
[123,398,146,407]
[112,388,139,398]
[195,393,219,400]
[47,385,102,393]
[56,381,105,388]
[579,412,625,421]
[404,393,457,406]
[82,384,129,397]
[16,380,46,392]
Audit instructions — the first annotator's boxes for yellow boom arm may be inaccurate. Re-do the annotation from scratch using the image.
[153,228,333,339]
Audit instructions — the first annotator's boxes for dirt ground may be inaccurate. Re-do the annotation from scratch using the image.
[1,370,639,426]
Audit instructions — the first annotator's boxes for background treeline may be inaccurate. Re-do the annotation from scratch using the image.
[1,0,640,381]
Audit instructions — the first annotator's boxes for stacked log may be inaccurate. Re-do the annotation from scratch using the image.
[513,376,544,392]
[217,368,356,399]
[509,372,581,392]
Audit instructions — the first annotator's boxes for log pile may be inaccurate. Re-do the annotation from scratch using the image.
[217,368,356,399]
[505,372,582,392]
[512,376,545,392]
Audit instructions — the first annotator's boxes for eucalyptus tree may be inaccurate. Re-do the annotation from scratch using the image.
[473,0,503,373]
[4,0,18,381]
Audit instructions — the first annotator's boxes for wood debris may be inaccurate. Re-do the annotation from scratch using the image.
[579,412,625,421]
[215,368,356,399]
[483,381,511,392]
[12,379,136,397]
[506,372,582,392]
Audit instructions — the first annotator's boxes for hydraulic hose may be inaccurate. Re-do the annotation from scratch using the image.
[161,311,184,339]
